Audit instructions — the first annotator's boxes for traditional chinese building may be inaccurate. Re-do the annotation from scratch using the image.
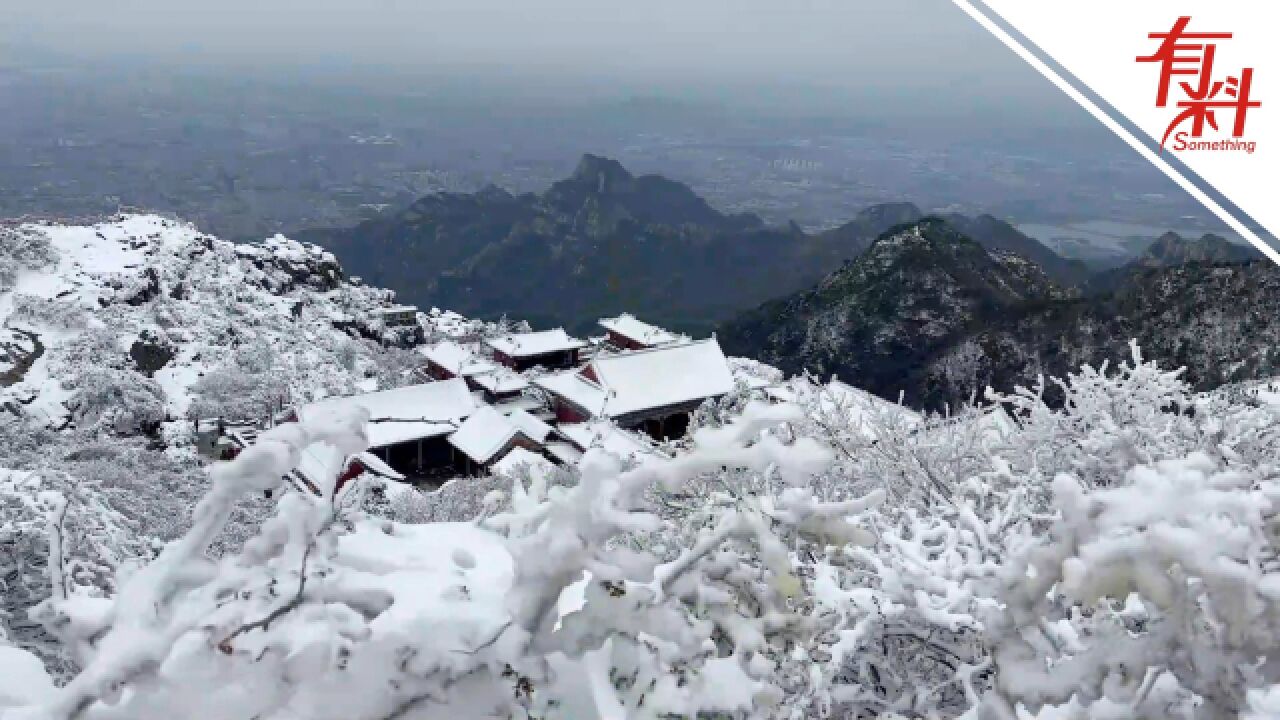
[554,419,661,464]
[485,328,586,372]
[447,406,550,474]
[290,379,478,481]
[219,427,404,496]
[294,444,405,496]
[420,341,498,383]
[470,367,531,403]
[371,304,419,328]
[598,313,686,351]
[533,338,736,440]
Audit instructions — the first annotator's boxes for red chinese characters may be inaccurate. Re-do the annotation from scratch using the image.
[1137,17,1260,149]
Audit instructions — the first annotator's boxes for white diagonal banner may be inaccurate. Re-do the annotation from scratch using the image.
[954,0,1280,264]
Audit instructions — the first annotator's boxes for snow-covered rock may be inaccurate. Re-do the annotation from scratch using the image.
[0,214,508,675]
[0,214,441,431]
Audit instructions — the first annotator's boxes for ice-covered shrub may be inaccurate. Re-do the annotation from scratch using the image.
[7,342,1280,719]
[0,227,58,292]
[9,295,86,332]
[66,368,167,435]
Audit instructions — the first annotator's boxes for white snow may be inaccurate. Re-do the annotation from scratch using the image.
[485,328,586,358]
[588,338,736,417]
[544,440,585,465]
[297,379,478,449]
[470,367,529,394]
[293,443,405,491]
[533,369,608,415]
[535,340,735,421]
[598,313,686,347]
[447,405,525,465]
[0,214,432,430]
[506,407,553,443]
[337,519,513,628]
[825,379,920,435]
[492,446,554,477]
[419,340,497,377]
[371,304,417,315]
[0,645,58,707]
[557,420,659,464]
[354,450,403,480]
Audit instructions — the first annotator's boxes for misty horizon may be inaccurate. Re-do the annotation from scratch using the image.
[3,0,1093,128]
[1,0,1251,248]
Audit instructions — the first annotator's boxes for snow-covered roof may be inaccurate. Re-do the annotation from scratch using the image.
[373,305,418,315]
[470,368,530,395]
[294,444,406,492]
[485,328,586,358]
[557,420,657,462]
[355,451,404,480]
[543,338,735,419]
[489,394,546,415]
[492,446,554,476]
[297,379,478,448]
[420,341,497,377]
[448,405,527,465]
[544,441,584,466]
[598,313,686,347]
[533,370,607,416]
[506,408,553,443]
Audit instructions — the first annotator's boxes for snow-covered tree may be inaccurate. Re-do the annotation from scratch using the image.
[5,339,1280,720]
[4,401,889,718]
[65,368,167,436]
[0,226,58,292]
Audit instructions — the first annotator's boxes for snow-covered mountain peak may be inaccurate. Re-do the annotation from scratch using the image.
[0,214,425,438]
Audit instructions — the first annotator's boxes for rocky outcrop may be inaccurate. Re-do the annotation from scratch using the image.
[129,331,176,377]
[718,218,1065,409]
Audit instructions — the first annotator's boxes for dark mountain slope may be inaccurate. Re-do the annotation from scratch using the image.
[721,218,1280,410]
[1137,231,1261,267]
[1086,231,1263,294]
[297,155,923,334]
[939,213,1092,286]
[922,260,1280,404]
[543,154,760,231]
[717,218,1066,408]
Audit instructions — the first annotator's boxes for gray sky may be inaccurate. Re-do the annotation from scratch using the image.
[2,0,1062,110]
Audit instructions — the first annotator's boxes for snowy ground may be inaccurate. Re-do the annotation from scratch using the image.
[0,215,458,434]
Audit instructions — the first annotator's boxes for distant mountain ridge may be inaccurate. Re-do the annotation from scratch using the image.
[298,155,1078,334]
[717,218,1068,408]
[939,213,1092,286]
[720,218,1280,410]
[1138,231,1260,266]
[1087,230,1263,294]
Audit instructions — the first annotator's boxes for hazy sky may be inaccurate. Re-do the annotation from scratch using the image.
[2,0,1075,120]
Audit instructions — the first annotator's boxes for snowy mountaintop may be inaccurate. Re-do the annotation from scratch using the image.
[0,214,453,437]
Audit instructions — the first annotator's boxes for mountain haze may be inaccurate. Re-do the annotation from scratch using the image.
[299,155,1076,334]
[1086,231,1263,294]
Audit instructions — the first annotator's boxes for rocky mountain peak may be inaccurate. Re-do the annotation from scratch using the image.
[854,201,924,227]
[1136,231,1258,267]
[846,218,1060,304]
[298,160,1078,337]
[569,153,635,193]
[718,218,1067,408]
